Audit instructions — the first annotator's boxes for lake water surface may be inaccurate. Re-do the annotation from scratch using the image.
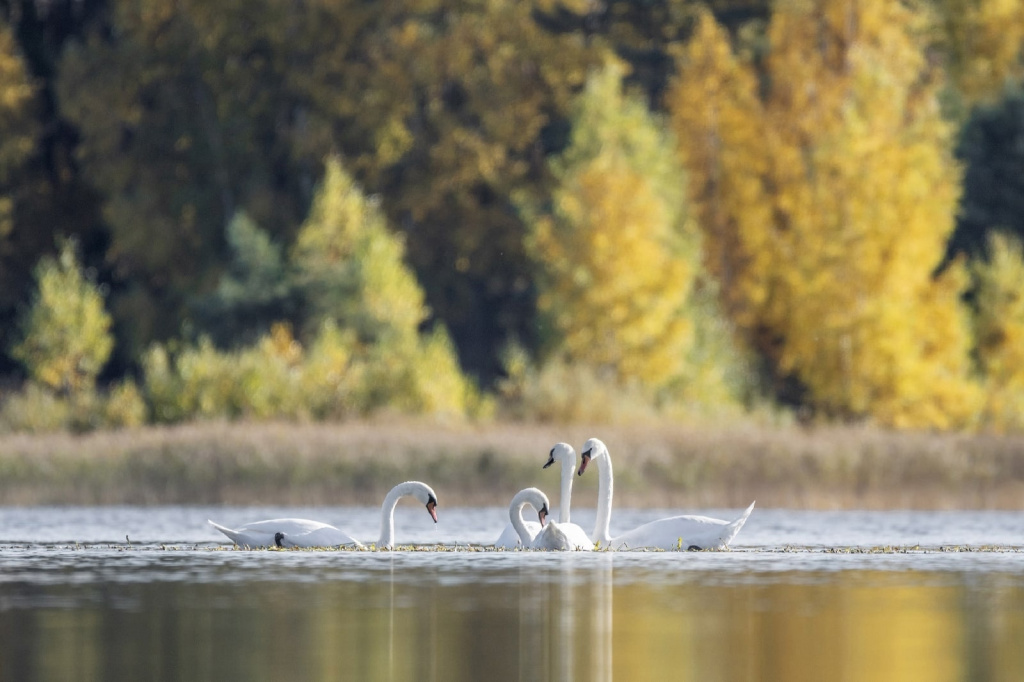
[1,506,1021,682]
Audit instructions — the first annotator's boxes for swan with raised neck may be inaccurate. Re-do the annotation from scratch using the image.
[543,443,595,550]
[578,438,754,550]
[578,437,614,545]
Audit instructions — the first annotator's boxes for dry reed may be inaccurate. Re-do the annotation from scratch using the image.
[1,420,1023,509]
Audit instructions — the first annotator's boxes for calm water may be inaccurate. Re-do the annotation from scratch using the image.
[1,506,1022,682]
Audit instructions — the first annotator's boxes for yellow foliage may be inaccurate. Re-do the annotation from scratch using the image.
[972,233,1024,431]
[934,0,1024,104]
[0,21,37,181]
[12,242,114,394]
[669,3,982,429]
[527,62,705,392]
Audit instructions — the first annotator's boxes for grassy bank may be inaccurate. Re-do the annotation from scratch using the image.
[1,421,1023,509]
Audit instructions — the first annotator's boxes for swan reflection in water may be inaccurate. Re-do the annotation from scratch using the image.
[518,554,613,682]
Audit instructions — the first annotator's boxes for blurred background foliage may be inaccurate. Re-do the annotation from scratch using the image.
[1,0,1024,432]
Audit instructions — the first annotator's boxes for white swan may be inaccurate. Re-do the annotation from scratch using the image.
[542,443,595,550]
[508,487,576,551]
[493,444,594,550]
[578,438,754,550]
[208,480,439,550]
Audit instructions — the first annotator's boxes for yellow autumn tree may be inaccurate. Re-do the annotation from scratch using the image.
[971,233,1024,431]
[932,0,1024,105]
[12,241,113,395]
[670,3,982,429]
[525,61,742,405]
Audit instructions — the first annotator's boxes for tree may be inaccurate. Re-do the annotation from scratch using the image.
[11,240,113,394]
[950,85,1024,261]
[525,61,742,405]
[669,3,981,428]
[291,156,478,417]
[971,232,1024,431]
[931,0,1024,106]
[56,0,376,357]
[193,211,295,347]
[0,16,41,360]
[349,0,603,382]
[292,157,429,345]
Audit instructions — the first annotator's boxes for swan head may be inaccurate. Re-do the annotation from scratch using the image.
[543,442,574,469]
[421,489,439,523]
[577,437,607,476]
[396,481,439,523]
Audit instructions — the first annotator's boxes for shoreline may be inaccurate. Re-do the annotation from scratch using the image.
[1,420,1022,509]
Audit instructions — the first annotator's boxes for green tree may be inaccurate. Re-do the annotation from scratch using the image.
[56,0,374,357]
[11,240,113,393]
[292,157,428,344]
[292,156,479,417]
[669,3,981,428]
[950,85,1024,261]
[0,17,41,357]
[193,211,295,347]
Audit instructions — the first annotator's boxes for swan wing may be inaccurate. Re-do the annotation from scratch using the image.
[208,518,363,549]
[609,502,756,551]
[495,520,540,548]
[209,519,278,548]
[560,522,595,551]
[530,521,574,551]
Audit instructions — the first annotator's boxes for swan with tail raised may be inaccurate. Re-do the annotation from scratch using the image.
[578,438,754,550]
[208,480,438,550]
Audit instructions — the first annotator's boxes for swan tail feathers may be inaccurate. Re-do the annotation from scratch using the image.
[719,501,756,547]
[208,520,242,545]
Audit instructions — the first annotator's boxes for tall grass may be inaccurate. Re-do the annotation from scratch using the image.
[0,420,1022,508]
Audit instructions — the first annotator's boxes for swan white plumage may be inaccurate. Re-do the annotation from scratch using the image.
[208,480,439,550]
[493,444,594,550]
[508,487,577,551]
[578,438,754,550]
[542,443,595,551]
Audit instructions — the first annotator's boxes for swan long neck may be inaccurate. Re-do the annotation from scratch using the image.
[592,448,614,544]
[378,482,418,549]
[510,501,531,545]
[559,455,575,524]
[509,488,543,546]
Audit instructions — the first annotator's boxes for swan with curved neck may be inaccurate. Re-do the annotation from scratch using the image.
[578,438,754,550]
[208,480,438,550]
[508,487,576,551]
[542,443,595,550]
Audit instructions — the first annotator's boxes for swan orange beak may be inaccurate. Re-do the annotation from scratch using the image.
[426,498,438,523]
[577,451,591,476]
[538,505,549,527]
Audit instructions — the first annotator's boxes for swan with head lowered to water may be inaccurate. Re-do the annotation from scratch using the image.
[578,438,754,550]
[507,487,585,551]
[208,480,438,550]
